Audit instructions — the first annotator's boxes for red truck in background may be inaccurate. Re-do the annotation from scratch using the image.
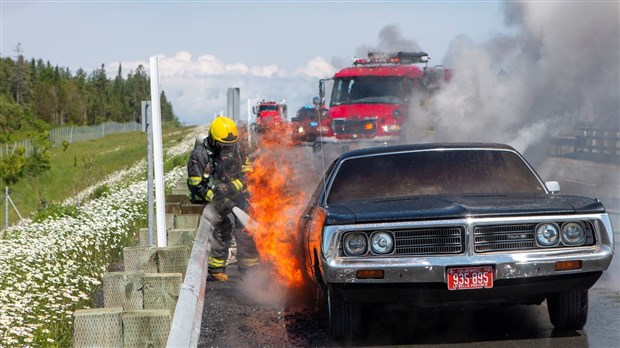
[318,51,450,144]
[252,99,288,134]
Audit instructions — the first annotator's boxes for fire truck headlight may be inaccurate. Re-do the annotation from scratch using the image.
[382,124,401,132]
[297,127,305,133]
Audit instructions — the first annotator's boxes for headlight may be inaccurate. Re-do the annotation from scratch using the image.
[343,232,367,256]
[381,124,401,132]
[561,222,586,245]
[535,223,560,247]
[297,127,304,133]
[370,231,394,254]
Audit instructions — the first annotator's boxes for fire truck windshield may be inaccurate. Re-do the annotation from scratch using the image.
[259,105,278,111]
[330,76,406,106]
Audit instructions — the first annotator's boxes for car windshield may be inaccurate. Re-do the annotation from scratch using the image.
[326,149,545,204]
[330,76,405,105]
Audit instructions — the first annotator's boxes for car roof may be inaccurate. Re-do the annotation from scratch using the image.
[339,143,518,160]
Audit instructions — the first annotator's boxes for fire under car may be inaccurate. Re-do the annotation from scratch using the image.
[297,143,615,340]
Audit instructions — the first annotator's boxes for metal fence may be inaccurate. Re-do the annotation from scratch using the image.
[0,121,142,158]
[549,128,620,164]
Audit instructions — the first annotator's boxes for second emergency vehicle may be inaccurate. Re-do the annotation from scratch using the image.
[318,51,450,144]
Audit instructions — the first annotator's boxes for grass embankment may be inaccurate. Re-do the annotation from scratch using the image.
[0,126,199,347]
[4,128,189,225]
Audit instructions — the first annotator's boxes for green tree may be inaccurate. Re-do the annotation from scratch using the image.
[160,91,181,127]
[24,133,52,177]
[1,51,180,142]
[89,64,109,123]
[0,57,15,99]
[32,80,59,124]
[127,65,150,123]
[0,147,27,186]
[60,79,86,125]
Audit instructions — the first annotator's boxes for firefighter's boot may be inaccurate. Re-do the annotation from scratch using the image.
[208,272,229,282]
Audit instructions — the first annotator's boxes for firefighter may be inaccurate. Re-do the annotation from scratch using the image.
[187,115,259,282]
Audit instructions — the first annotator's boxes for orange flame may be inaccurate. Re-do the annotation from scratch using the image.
[245,124,316,288]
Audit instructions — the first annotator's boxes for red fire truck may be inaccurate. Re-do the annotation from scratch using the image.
[318,51,449,144]
[252,99,287,133]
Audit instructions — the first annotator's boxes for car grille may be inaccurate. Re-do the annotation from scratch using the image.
[341,221,596,257]
[473,222,595,252]
[333,119,376,135]
[474,224,537,252]
[394,227,464,255]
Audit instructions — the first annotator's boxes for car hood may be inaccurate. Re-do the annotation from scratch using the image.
[324,194,605,225]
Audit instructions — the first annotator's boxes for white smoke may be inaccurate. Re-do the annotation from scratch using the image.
[405,1,620,164]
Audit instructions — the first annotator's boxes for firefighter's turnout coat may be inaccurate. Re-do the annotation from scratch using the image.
[186,137,258,274]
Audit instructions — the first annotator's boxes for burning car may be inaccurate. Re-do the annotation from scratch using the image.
[297,143,615,339]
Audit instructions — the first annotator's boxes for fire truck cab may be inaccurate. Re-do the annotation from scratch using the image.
[252,99,288,133]
[318,51,449,144]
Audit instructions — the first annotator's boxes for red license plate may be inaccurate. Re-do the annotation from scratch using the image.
[447,266,494,290]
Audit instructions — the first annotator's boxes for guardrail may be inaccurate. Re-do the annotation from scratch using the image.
[166,208,211,347]
[549,128,620,164]
[72,181,212,347]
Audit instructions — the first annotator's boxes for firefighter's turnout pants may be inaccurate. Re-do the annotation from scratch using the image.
[200,193,259,275]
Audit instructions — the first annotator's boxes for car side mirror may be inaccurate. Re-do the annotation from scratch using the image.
[545,181,560,194]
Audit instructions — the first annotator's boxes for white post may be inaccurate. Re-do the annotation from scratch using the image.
[247,98,252,146]
[4,187,7,230]
[149,57,167,247]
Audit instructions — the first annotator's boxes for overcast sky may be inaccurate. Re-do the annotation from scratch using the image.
[1,0,509,126]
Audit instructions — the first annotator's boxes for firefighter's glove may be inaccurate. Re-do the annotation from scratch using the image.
[214,182,233,196]
[214,179,245,197]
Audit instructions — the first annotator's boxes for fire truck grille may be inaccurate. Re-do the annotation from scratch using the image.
[333,119,377,135]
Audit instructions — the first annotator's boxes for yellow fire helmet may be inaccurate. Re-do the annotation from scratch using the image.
[209,116,239,144]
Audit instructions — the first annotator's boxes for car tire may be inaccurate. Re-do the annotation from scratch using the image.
[546,289,588,330]
[327,288,362,340]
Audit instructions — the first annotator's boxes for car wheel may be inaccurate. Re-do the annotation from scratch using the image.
[546,289,588,330]
[327,288,362,340]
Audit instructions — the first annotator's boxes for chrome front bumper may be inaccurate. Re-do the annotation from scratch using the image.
[320,214,615,284]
